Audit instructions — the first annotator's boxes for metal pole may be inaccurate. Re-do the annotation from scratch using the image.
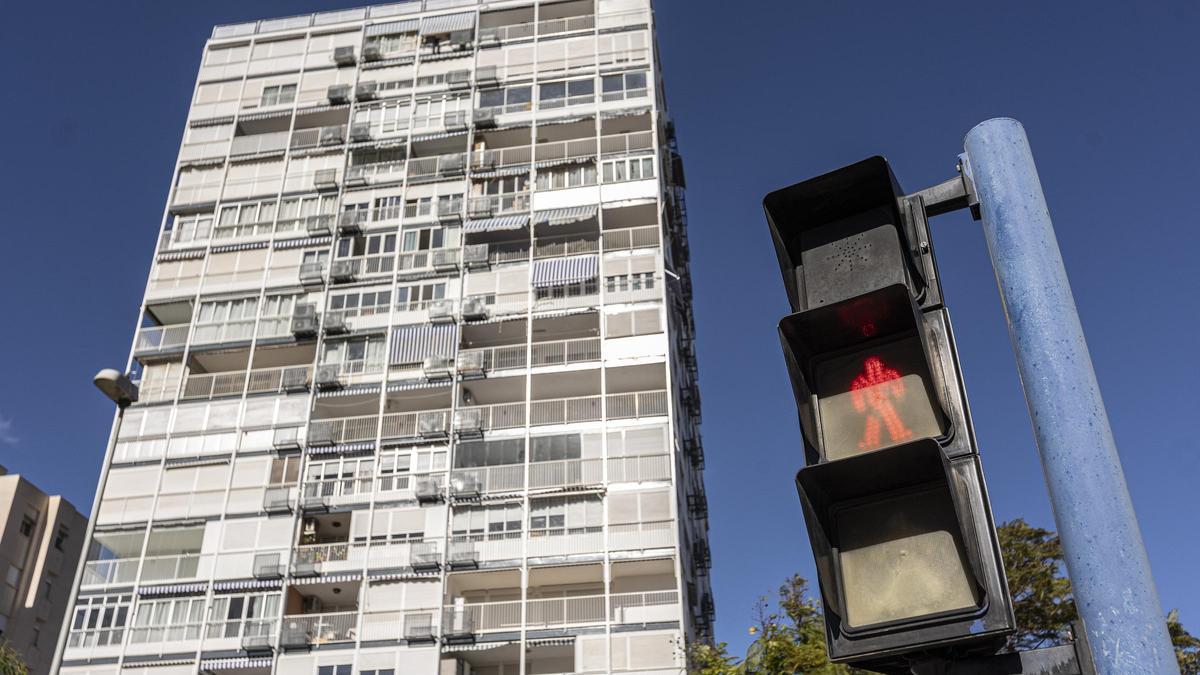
[49,405,126,675]
[963,118,1177,674]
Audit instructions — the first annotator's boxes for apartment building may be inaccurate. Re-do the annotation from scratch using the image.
[58,1,709,673]
[0,466,87,674]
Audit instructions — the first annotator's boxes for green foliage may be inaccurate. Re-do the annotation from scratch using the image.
[1169,610,1200,675]
[0,642,28,675]
[995,518,1076,649]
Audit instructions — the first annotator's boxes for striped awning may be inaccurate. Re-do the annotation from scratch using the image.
[238,108,293,123]
[191,115,235,128]
[532,254,598,288]
[527,637,574,647]
[316,384,381,399]
[471,165,531,179]
[157,248,207,262]
[164,456,230,469]
[138,582,208,597]
[308,441,376,456]
[391,323,458,365]
[365,18,418,36]
[213,578,283,592]
[211,241,269,254]
[411,129,468,142]
[464,214,529,233]
[533,205,598,227]
[601,106,651,119]
[289,572,361,586]
[123,658,196,668]
[275,236,332,250]
[533,156,593,169]
[536,114,595,127]
[420,12,474,34]
[386,380,449,393]
[443,640,518,653]
[200,656,274,671]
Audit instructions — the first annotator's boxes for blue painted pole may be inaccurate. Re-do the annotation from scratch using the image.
[963,118,1177,674]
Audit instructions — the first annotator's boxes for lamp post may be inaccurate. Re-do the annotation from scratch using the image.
[49,369,138,674]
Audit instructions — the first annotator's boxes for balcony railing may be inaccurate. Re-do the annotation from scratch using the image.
[346,160,407,186]
[479,21,535,43]
[609,519,675,551]
[291,125,345,150]
[602,224,660,250]
[534,138,597,163]
[456,390,666,432]
[230,131,289,156]
[408,153,466,180]
[302,475,374,506]
[139,553,210,582]
[533,236,599,259]
[471,146,533,170]
[449,533,523,562]
[135,325,190,353]
[525,593,606,629]
[599,131,654,156]
[607,453,672,483]
[534,337,601,366]
[457,343,526,372]
[129,620,205,645]
[606,390,669,418]
[537,13,595,36]
[529,396,601,425]
[528,457,603,489]
[310,409,451,445]
[487,242,531,264]
[293,541,353,569]
[66,626,126,649]
[205,617,276,642]
[450,463,525,494]
[182,365,309,400]
[191,319,256,345]
[525,529,604,558]
[457,402,528,431]
[468,193,530,217]
[610,590,680,624]
[81,558,139,587]
[282,611,358,645]
[359,610,437,642]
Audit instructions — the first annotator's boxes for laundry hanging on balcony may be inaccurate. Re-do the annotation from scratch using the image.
[464,214,529,233]
[533,205,598,227]
[391,323,459,365]
[532,254,599,288]
[420,12,474,35]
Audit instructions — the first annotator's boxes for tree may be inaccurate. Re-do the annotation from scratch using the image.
[1167,610,1200,674]
[0,642,28,675]
[995,518,1076,649]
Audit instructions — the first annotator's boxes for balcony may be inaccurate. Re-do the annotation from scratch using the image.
[81,558,139,587]
[525,528,604,558]
[471,146,533,170]
[468,193,530,218]
[293,541,358,574]
[609,520,675,552]
[444,589,671,636]
[528,457,603,490]
[360,610,437,642]
[135,325,190,355]
[280,611,358,647]
[291,125,346,150]
[308,409,452,446]
[534,138,596,164]
[448,534,523,566]
[607,453,672,483]
[128,619,205,646]
[449,463,525,496]
[191,318,256,346]
[536,13,595,37]
[455,390,666,433]
[346,160,407,187]
[230,131,290,157]
[301,475,373,509]
[478,22,535,43]
[181,364,310,400]
[408,153,466,180]
[463,292,529,320]
[599,131,654,156]
[534,235,600,259]
[139,552,212,583]
[602,224,660,251]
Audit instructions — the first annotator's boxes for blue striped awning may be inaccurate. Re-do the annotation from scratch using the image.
[213,578,283,592]
[536,114,594,128]
[534,156,593,169]
[366,18,418,36]
[157,248,207,262]
[274,236,332,250]
[412,129,468,143]
[464,214,529,233]
[316,384,381,399]
[420,12,474,35]
[211,241,269,254]
[138,582,208,597]
[289,572,361,586]
[308,441,376,456]
[390,324,458,365]
[386,380,449,393]
[532,254,598,288]
[471,165,530,178]
[191,115,235,128]
[200,656,274,671]
[533,205,598,226]
[123,658,196,668]
[238,108,293,123]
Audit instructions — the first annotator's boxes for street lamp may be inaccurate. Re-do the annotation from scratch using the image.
[50,369,139,674]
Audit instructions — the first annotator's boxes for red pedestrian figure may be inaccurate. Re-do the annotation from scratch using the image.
[850,356,914,451]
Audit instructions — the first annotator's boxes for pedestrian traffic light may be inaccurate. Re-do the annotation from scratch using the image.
[765,157,1015,671]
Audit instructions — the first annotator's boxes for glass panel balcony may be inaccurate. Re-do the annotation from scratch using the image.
[467,192,530,218]
[81,558,139,587]
[607,453,671,483]
[182,365,310,400]
[135,325,190,354]
[281,611,358,646]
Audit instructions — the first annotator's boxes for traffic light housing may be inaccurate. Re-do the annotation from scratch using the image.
[766,157,1014,671]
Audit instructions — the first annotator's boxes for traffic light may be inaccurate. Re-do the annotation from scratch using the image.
[765,157,1014,671]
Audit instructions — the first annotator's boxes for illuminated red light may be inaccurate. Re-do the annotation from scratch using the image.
[851,356,914,450]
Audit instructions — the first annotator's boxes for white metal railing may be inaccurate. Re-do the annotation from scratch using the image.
[139,553,210,582]
[230,131,289,156]
[457,344,527,372]
[526,593,606,629]
[468,192,530,217]
[537,14,596,36]
[293,541,351,567]
[81,558,139,587]
[67,626,126,649]
[450,464,525,493]
[602,224,660,250]
[609,520,675,551]
[408,153,466,179]
[456,402,527,431]
[182,365,309,400]
[290,125,345,150]
[532,337,601,366]
[281,611,358,645]
[533,235,599,259]
[528,457,603,489]
[445,600,522,634]
[607,453,672,483]
[309,414,379,445]
[135,325,189,353]
[365,538,443,570]
[534,138,597,162]
[347,160,406,185]
[599,131,654,156]
[359,610,437,642]
[479,21,535,43]
[529,395,602,426]
[471,146,533,170]
[606,390,669,418]
[610,590,680,624]
[488,243,531,264]
[334,254,395,278]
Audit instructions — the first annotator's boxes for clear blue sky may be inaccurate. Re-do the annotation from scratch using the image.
[1,0,1197,658]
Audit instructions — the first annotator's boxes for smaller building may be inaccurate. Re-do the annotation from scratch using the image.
[0,465,87,675]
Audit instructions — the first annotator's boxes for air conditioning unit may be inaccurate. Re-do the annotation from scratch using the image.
[313,169,338,190]
[472,107,497,128]
[453,408,484,436]
[323,311,348,334]
[262,487,293,513]
[436,200,462,223]
[443,111,468,132]
[414,478,443,504]
[456,350,485,377]
[333,45,356,66]
[306,422,335,447]
[327,84,351,104]
[349,121,373,143]
[475,65,499,87]
[460,297,487,321]
[338,210,366,234]
[299,262,326,286]
[281,367,310,392]
[320,125,344,146]
[306,214,334,236]
[422,355,454,381]
[428,300,456,323]
[362,43,382,61]
[446,69,471,89]
[448,540,479,569]
[252,552,284,579]
[462,244,489,269]
[403,614,435,642]
[411,542,441,571]
[355,81,378,101]
[417,411,449,439]
[291,314,319,338]
[314,365,342,390]
[431,249,458,272]
[330,259,358,282]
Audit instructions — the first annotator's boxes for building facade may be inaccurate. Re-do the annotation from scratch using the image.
[0,467,87,674]
[59,1,709,673]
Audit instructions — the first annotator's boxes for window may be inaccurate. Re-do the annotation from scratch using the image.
[602,156,654,183]
[376,195,406,221]
[402,226,447,252]
[130,596,206,643]
[403,196,432,218]
[478,85,532,113]
[318,665,352,675]
[412,94,469,129]
[535,278,598,301]
[277,194,337,231]
[452,504,522,539]
[601,71,648,102]
[396,281,446,311]
[19,515,34,537]
[260,83,296,107]
[306,457,375,496]
[370,31,418,57]
[54,527,68,551]
[478,174,528,196]
[68,594,132,648]
[532,433,583,462]
[5,565,19,586]
[604,271,655,293]
[269,455,303,485]
[539,78,595,109]
[168,212,214,246]
[335,232,397,275]
[206,592,280,639]
[535,163,597,191]
[453,438,525,468]
[379,447,448,492]
[529,496,602,536]
[330,289,393,317]
[321,336,387,374]
[216,198,279,238]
